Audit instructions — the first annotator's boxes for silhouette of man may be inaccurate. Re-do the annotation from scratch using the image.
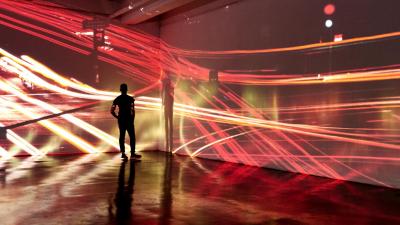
[111,83,141,160]
[162,75,174,153]
[108,160,136,223]
[159,153,173,225]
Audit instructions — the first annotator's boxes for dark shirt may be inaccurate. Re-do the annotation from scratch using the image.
[113,94,135,119]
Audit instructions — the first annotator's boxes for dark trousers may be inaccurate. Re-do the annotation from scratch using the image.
[118,118,135,154]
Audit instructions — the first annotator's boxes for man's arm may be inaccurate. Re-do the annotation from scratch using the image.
[110,104,118,118]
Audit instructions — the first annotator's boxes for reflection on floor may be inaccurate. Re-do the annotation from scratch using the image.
[0,152,399,225]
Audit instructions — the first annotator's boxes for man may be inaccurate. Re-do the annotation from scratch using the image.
[162,74,174,153]
[111,83,141,160]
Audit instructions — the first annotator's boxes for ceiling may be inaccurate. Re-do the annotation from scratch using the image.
[45,0,199,24]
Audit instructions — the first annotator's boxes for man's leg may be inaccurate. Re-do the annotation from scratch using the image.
[127,124,136,154]
[118,121,127,158]
[127,121,140,158]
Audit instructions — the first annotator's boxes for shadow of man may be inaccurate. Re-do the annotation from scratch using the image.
[159,153,173,225]
[109,160,136,224]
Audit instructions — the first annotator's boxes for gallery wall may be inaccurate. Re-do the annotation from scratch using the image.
[158,0,400,188]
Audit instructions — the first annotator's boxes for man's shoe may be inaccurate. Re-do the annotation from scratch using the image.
[131,153,142,159]
[121,153,128,159]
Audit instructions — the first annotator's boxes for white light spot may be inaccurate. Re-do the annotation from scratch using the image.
[325,19,333,28]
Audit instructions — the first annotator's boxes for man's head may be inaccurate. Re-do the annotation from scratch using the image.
[120,83,128,94]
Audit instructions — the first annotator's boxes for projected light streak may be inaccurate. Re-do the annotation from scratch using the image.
[237,100,400,117]
[182,89,310,171]
[187,89,264,165]
[0,146,11,158]
[210,86,395,184]
[174,85,398,181]
[20,54,161,97]
[177,100,257,165]
[5,130,42,156]
[168,56,400,85]
[3,54,400,160]
[220,115,400,151]
[219,73,295,80]
[0,120,42,156]
[266,107,396,119]
[0,13,92,50]
[174,126,241,154]
[39,135,62,154]
[209,95,288,164]
[3,0,400,87]
[288,69,400,84]
[0,19,91,56]
[3,58,161,114]
[0,3,161,84]
[313,153,390,187]
[223,85,398,135]
[190,130,255,157]
[0,79,122,150]
[60,155,121,196]
[0,54,163,153]
[204,116,257,164]
[296,130,397,184]
[0,74,152,153]
[169,31,400,57]
[10,2,400,85]
[0,1,306,85]
[1,50,161,105]
[173,103,324,133]
[0,96,97,153]
[172,102,387,148]
[21,55,98,90]
[177,100,237,162]
[5,155,49,182]
[242,154,400,162]
[1,57,112,100]
[215,68,400,85]
[193,87,339,176]
[40,154,100,185]
[235,126,298,170]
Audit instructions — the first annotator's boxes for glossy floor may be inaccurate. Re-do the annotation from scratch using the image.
[0,152,399,225]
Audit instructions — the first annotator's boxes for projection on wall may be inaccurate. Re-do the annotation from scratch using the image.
[0,0,163,156]
[0,0,400,188]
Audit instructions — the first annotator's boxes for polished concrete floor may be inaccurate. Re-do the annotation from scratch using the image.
[0,152,399,225]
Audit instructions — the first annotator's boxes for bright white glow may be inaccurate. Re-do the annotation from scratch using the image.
[325,19,333,28]
[0,146,11,159]
[74,31,94,36]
